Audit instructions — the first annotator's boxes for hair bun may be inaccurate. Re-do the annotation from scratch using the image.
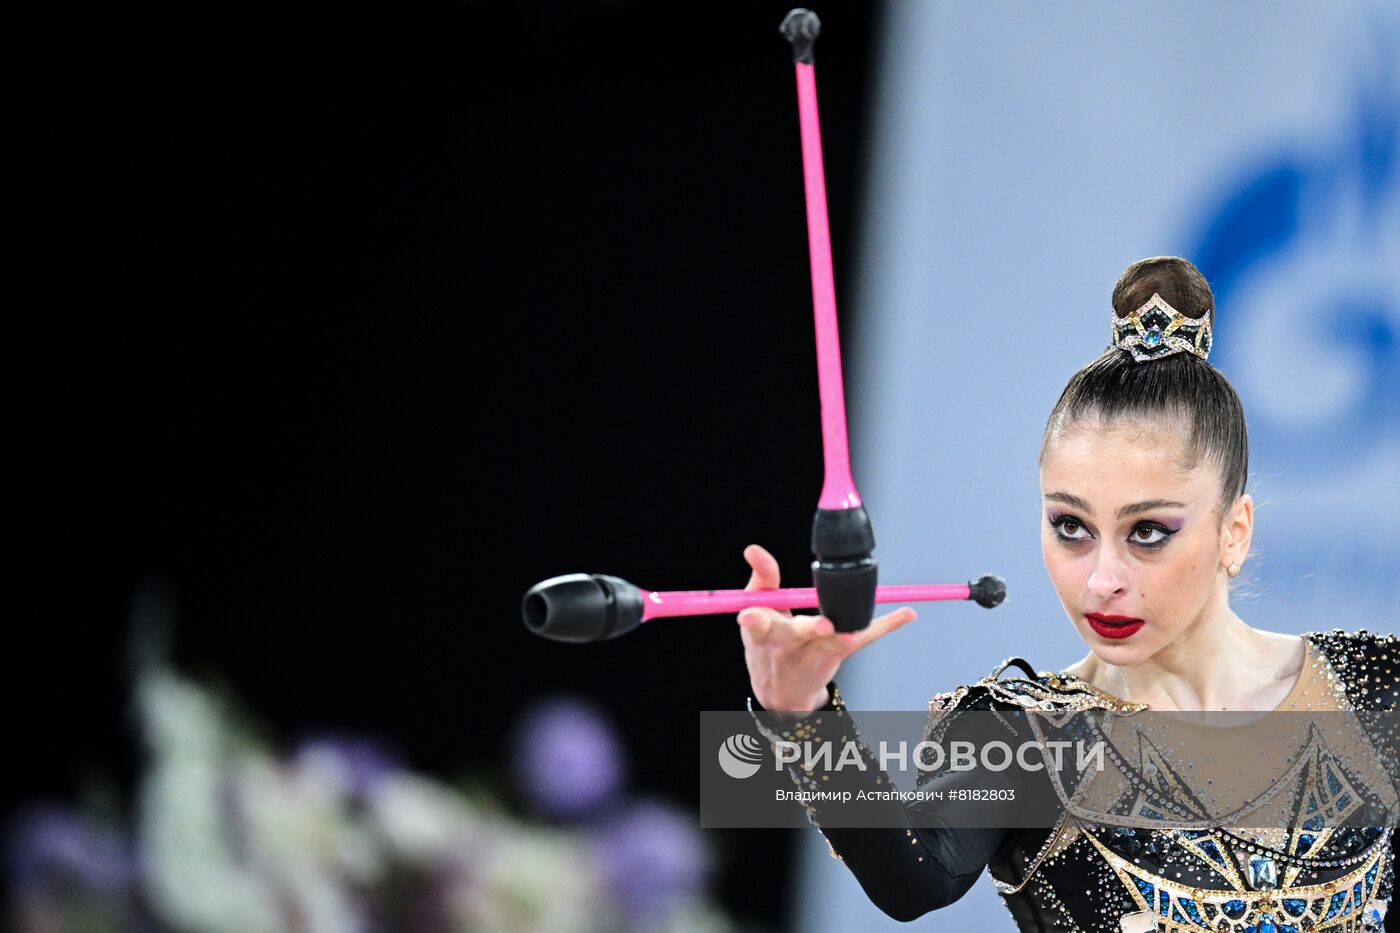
[1043,253,1249,511]
[1111,256,1214,323]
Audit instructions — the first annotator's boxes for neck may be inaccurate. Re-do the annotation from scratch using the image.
[1087,584,1269,711]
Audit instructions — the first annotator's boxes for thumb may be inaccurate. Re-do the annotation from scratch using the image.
[743,544,781,591]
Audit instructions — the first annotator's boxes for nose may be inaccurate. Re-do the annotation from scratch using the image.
[1086,545,1129,602]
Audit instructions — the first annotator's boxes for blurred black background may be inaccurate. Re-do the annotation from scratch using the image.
[11,1,884,926]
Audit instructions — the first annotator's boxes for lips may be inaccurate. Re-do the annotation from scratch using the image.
[1085,613,1145,640]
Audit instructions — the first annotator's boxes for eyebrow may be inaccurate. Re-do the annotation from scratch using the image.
[1044,491,1092,513]
[1115,498,1187,518]
[1043,492,1187,518]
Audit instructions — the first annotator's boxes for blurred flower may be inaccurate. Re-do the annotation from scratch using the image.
[511,696,624,820]
[595,799,713,930]
[137,668,376,933]
[294,735,400,801]
[7,804,133,892]
[368,773,481,864]
[649,899,742,933]
[7,660,753,933]
[232,755,374,933]
[447,822,617,933]
[135,668,283,933]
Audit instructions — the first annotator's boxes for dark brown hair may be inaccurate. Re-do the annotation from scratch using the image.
[1040,257,1248,515]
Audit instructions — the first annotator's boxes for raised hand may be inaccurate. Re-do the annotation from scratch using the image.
[737,543,916,712]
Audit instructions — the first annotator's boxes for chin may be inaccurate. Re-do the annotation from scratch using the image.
[1090,642,1149,664]
[1081,629,1155,665]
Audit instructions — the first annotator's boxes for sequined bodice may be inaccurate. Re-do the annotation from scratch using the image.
[755,628,1400,933]
[977,629,1399,932]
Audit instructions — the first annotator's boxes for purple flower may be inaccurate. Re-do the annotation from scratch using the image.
[511,696,625,820]
[6,803,134,893]
[594,799,711,927]
[293,734,401,799]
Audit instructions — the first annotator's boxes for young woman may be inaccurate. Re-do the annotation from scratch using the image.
[737,257,1397,932]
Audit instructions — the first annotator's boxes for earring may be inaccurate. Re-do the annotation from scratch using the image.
[1226,562,1241,578]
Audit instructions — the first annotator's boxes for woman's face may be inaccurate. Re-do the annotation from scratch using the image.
[1039,417,1245,666]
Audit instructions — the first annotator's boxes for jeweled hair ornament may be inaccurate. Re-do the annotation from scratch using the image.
[1111,292,1213,362]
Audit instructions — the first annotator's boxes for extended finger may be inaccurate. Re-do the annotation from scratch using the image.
[842,607,918,652]
[743,544,781,591]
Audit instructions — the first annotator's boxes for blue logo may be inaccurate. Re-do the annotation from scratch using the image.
[1189,15,1399,617]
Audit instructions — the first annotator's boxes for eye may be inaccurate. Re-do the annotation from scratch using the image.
[1129,522,1175,548]
[1050,516,1091,543]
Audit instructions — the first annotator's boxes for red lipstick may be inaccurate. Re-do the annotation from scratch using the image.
[1085,613,1144,640]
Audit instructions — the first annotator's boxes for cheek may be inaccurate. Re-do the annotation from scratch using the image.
[1136,543,1215,615]
[1041,540,1085,595]
[1162,537,1216,583]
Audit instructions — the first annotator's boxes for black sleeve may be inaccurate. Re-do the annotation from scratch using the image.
[749,681,1016,922]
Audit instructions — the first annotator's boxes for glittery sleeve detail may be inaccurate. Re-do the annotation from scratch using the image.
[1305,629,1400,913]
[746,681,1014,921]
[746,680,856,820]
[741,636,1400,930]
[1305,629,1400,711]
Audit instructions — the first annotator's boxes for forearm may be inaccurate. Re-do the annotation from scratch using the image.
[749,682,1007,921]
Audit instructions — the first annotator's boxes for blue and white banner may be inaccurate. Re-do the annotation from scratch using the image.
[797,2,1400,929]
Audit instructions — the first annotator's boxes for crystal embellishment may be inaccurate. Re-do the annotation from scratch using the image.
[1249,854,1279,890]
[1110,292,1213,362]
[1118,909,1155,933]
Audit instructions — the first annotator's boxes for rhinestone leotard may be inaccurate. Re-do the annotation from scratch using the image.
[749,629,1400,932]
